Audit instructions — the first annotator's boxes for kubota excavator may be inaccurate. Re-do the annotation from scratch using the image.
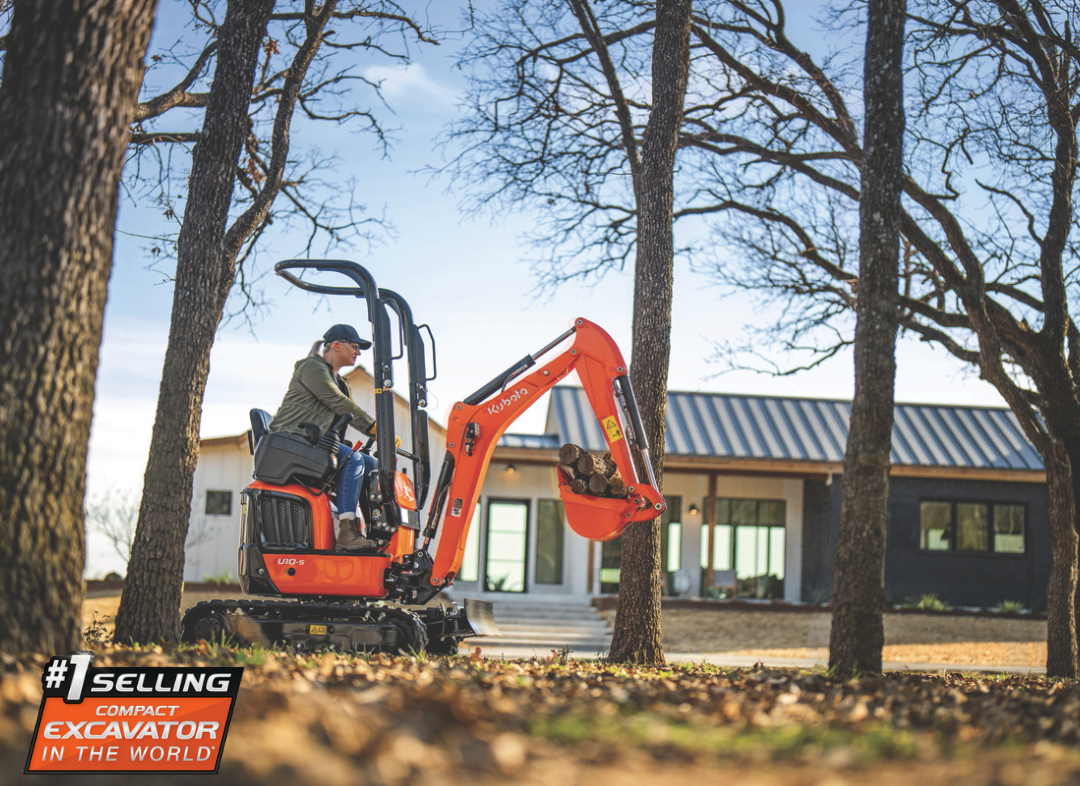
[180,259,665,653]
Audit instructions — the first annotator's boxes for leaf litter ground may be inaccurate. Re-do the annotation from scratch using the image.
[3,643,1080,785]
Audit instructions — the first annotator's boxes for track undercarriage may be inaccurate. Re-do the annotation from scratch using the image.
[180,598,494,655]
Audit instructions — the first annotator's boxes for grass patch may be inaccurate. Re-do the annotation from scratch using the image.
[530,711,923,762]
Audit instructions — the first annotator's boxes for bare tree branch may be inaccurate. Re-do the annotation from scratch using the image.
[131,42,215,122]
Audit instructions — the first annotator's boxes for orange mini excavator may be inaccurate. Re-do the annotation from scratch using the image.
[180,260,665,653]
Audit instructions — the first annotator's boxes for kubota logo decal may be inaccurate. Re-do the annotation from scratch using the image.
[485,387,530,416]
[602,416,624,442]
[26,652,241,773]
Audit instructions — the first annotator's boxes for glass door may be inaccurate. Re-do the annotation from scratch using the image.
[484,500,528,592]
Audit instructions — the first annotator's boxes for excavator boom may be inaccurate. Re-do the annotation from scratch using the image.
[423,318,665,589]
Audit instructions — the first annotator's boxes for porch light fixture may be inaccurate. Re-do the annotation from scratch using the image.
[689,503,700,515]
[506,464,516,474]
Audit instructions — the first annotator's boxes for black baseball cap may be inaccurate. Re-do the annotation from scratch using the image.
[323,324,371,349]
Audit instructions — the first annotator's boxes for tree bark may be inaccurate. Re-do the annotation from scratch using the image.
[828,0,905,675]
[1043,441,1080,676]
[0,0,156,655]
[608,0,692,665]
[114,0,275,645]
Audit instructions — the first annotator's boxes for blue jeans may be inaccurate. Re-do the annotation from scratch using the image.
[336,444,377,518]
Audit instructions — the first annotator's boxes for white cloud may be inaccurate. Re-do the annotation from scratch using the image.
[363,63,457,108]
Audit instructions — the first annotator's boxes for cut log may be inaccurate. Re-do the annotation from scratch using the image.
[559,443,587,466]
[577,452,618,478]
[561,442,629,499]
[559,463,585,481]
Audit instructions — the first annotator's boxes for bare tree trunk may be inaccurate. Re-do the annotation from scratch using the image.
[114,0,275,645]
[0,0,156,655]
[608,0,692,665]
[1044,441,1079,676]
[828,0,905,675]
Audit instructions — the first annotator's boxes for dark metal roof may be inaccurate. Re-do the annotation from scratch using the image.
[498,433,560,450]
[500,387,1043,471]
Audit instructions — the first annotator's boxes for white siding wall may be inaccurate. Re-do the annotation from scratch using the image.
[185,440,249,582]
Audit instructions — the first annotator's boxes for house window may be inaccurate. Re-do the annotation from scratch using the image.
[457,506,481,583]
[700,497,786,599]
[957,504,988,551]
[205,491,232,516]
[484,500,528,592]
[995,505,1026,554]
[919,501,1026,554]
[535,499,565,585]
[919,501,951,550]
[667,521,682,573]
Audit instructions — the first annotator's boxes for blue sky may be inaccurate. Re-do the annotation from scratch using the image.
[84,1,1007,576]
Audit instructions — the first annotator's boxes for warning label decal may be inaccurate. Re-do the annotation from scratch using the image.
[602,416,623,442]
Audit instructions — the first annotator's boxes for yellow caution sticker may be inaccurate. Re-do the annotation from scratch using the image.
[309,624,328,636]
[602,416,623,442]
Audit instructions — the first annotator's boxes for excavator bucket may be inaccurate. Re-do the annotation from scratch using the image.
[557,466,658,542]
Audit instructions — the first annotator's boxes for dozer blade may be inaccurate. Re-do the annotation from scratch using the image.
[463,598,500,637]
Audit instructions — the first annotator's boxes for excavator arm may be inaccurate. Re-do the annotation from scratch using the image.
[419,318,665,591]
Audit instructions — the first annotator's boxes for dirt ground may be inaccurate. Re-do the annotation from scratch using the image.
[5,644,1079,786]
[83,592,1048,668]
[3,596,1067,785]
[659,608,1047,667]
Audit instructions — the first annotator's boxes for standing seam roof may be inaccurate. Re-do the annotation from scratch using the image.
[524,387,1045,471]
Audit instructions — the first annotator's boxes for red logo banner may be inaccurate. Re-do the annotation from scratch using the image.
[26,652,242,773]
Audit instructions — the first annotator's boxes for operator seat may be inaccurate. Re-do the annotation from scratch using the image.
[250,408,336,487]
[247,408,272,456]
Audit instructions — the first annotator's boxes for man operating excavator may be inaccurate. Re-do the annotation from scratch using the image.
[269,323,379,551]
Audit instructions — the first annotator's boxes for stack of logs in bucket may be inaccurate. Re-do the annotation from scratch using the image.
[559,443,628,499]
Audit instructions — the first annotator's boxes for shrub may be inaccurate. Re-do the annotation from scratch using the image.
[994,599,1026,614]
[807,584,832,606]
[903,593,950,611]
[202,572,237,586]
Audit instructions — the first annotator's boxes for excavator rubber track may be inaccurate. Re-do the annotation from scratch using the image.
[179,598,489,655]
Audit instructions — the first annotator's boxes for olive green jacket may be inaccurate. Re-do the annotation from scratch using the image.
[269,356,376,438]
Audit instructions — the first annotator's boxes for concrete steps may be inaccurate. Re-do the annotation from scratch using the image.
[483,600,611,650]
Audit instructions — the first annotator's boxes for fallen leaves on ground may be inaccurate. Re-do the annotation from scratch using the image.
[3,645,1080,785]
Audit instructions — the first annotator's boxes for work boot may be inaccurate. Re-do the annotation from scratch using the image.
[335,518,374,551]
